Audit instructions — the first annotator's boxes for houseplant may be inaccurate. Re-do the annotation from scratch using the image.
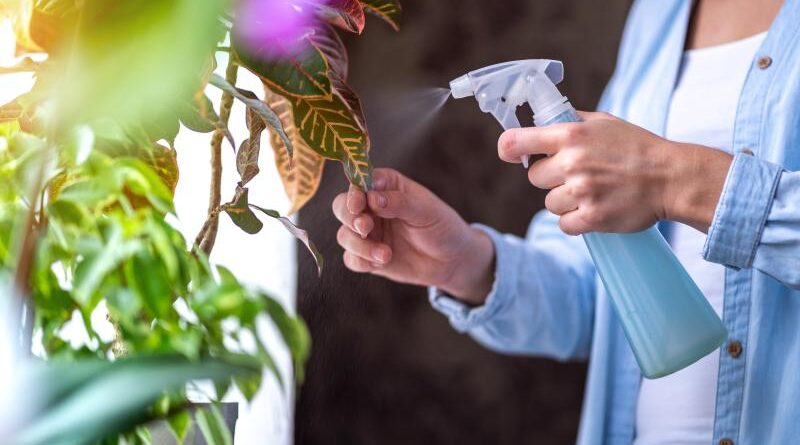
[0,0,401,443]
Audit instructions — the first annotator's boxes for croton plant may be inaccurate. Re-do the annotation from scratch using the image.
[0,0,400,443]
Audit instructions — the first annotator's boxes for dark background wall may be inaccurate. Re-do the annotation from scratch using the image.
[296,1,632,444]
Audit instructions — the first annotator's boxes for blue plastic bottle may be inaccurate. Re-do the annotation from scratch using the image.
[450,60,727,378]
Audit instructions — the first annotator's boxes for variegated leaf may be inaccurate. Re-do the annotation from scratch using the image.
[209,74,292,158]
[265,89,325,215]
[232,35,331,98]
[250,204,323,276]
[285,81,372,190]
[308,24,348,80]
[236,107,267,186]
[222,187,263,235]
[359,0,401,31]
[313,0,365,34]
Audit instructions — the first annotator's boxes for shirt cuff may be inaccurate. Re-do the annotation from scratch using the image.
[428,224,520,333]
[703,151,783,268]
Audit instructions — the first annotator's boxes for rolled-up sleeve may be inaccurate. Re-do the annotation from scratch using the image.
[429,224,520,333]
[704,152,800,288]
[429,211,597,361]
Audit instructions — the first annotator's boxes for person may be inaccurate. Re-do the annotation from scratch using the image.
[332,0,800,443]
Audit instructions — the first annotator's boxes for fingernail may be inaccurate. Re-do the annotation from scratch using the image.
[373,177,386,191]
[374,193,387,208]
[372,247,387,263]
[354,218,367,239]
[370,262,383,269]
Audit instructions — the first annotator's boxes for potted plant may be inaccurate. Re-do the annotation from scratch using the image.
[0,0,401,443]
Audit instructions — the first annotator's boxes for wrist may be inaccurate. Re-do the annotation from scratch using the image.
[663,143,733,232]
[440,226,495,306]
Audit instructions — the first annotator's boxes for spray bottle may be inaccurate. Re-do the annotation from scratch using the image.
[450,60,727,378]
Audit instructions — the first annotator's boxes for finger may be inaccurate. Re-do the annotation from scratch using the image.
[333,193,374,238]
[367,190,435,226]
[347,185,366,215]
[343,251,380,273]
[528,156,565,189]
[371,168,404,191]
[576,110,616,122]
[497,126,569,163]
[544,185,578,216]
[336,225,392,264]
[558,209,592,236]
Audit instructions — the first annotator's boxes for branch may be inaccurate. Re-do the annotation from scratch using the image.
[12,146,50,354]
[0,57,40,75]
[195,60,238,255]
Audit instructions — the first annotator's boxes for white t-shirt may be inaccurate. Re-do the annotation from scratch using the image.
[633,31,767,445]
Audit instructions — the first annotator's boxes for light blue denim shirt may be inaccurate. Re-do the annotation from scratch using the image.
[429,1,800,444]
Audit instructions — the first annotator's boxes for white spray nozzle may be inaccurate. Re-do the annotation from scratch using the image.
[449,74,473,99]
[449,59,569,167]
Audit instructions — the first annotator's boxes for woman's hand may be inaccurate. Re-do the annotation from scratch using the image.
[332,168,495,306]
[497,111,733,234]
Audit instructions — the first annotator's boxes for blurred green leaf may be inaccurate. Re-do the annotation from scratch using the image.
[234,373,262,402]
[177,93,236,149]
[195,405,232,445]
[46,200,90,228]
[124,250,172,319]
[115,157,175,213]
[168,410,192,445]
[15,355,259,445]
[64,125,94,166]
[47,0,225,132]
[260,294,310,382]
[135,426,153,445]
[178,94,217,133]
[141,108,180,148]
[73,224,141,307]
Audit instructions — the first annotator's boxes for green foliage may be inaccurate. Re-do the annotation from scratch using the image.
[0,0,401,443]
[42,0,225,133]
[12,354,259,445]
[195,405,233,445]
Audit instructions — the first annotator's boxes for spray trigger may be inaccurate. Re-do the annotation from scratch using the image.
[449,59,571,171]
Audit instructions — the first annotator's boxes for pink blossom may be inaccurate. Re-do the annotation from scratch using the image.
[235,0,325,56]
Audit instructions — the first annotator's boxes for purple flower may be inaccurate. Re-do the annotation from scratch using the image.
[235,0,324,56]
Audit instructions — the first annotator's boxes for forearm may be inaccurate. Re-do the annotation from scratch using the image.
[430,216,597,360]
[662,143,733,233]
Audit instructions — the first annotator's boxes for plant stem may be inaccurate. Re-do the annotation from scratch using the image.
[196,60,237,255]
[12,145,50,354]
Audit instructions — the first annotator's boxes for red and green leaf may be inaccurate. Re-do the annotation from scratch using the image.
[233,37,331,98]
[236,108,267,187]
[250,204,323,276]
[314,0,366,34]
[208,74,293,158]
[308,24,349,80]
[359,0,401,31]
